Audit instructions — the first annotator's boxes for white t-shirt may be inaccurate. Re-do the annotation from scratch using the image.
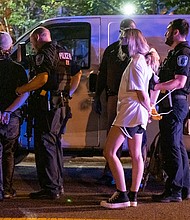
[113,53,153,130]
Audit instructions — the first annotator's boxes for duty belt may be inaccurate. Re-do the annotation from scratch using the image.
[173,94,187,100]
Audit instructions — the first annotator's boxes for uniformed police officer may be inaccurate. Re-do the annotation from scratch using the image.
[152,19,190,202]
[0,32,29,201]
[16,27,82,200]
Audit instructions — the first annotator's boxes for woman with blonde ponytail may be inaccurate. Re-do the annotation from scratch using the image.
[100,29,160,209]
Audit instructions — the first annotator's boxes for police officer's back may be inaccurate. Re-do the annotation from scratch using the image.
[16,27,81,200]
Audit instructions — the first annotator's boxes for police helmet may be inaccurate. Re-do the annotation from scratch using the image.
[0,31,13,51]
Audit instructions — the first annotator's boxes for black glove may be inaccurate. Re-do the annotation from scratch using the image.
[93,96,102,115]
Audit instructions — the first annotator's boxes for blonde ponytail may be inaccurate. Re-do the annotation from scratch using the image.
[145,48,160,74]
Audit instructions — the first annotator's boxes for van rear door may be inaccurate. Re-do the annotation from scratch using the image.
[57,18,102,153]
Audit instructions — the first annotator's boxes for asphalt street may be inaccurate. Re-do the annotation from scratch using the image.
[0,155,190,220]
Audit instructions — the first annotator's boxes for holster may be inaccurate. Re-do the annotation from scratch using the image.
[59,102,72,136]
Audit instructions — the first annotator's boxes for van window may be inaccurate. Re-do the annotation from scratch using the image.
[25,22,91,69]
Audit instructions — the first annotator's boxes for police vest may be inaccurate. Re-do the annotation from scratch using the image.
[32,44,73,112]
[52,44,72,94]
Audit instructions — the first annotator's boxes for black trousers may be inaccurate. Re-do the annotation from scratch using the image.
[159,98,190,194]
[34,106,68,193]
[0,114,20,192]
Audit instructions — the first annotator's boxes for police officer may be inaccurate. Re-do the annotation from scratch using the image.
[16,27,82,200]
[152,19,190,202]
[0,32,29,201]
[94,19,139,185]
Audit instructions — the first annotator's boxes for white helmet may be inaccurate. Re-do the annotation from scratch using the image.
[0,31,13,50]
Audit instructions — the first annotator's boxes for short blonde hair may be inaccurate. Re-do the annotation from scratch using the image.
[121,29,149,57]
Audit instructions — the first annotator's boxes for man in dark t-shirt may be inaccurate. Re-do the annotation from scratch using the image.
[0,31,29,201]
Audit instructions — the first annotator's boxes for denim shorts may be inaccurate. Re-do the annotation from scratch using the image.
[120,125,145,138]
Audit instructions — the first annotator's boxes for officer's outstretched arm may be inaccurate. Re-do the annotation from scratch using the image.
[5,93,29,113]
[16,72,48,95]
[154,75,187,91]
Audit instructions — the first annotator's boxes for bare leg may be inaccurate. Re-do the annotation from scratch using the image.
[128,133,144,191]
[103,126,126,191]
[103,95,122,178]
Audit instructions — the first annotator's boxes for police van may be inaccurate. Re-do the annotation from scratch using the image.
[11,15,190,156]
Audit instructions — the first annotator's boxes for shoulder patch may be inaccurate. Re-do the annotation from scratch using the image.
[59,52,72,60]
[35,54,44,66]
[177,55,189,67]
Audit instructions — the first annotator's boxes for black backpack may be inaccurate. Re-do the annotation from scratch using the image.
[141,132,167,191]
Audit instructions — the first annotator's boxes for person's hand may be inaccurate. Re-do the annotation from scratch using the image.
[0,111,11,125]
[151,107,162,120]
[15,87,22,96]
[93,96,102,115]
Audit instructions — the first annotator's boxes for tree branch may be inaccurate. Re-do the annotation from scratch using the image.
[98,0,121,13]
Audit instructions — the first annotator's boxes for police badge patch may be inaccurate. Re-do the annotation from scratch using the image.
[177,55,189,67]
[36,54,44,66]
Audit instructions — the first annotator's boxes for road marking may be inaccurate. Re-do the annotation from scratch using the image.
[0,219,116,220]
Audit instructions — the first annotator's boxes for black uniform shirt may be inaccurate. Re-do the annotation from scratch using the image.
[34,42,72,92]
[96,41,130,96]
[160,41,190,95]
[0,58,28,111]
[34,42,80,93]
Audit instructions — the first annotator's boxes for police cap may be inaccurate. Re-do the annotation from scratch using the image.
[0,31,13,50]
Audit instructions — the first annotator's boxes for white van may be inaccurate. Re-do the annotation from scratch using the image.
[12,15,190,155]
